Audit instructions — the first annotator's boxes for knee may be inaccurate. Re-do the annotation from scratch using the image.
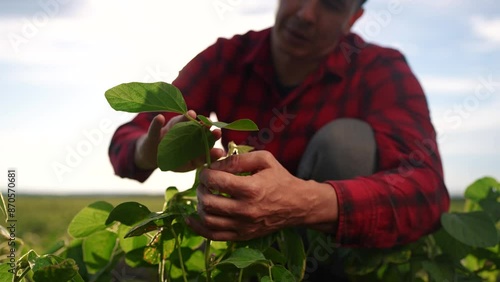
[312,118,375,152]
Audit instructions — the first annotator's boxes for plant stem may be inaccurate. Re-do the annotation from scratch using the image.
[210,242,234,268]
[159,261,165,282]
[238,268,244,282]
[171,227,188,282]
[204,241,212,282]
[201,128,213,282]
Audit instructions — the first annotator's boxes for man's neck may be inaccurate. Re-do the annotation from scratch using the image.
[272,50,321,87]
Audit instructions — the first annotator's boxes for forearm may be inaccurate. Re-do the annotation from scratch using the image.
[329,167,449,248]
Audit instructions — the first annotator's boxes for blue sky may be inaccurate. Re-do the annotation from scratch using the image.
[0,0,499,196]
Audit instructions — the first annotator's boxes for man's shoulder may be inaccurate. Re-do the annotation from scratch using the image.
[206,28,271,66]
[214,28,270,47]
[342,33,406,64]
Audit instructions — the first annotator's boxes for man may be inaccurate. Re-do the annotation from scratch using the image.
[109,0,449,279]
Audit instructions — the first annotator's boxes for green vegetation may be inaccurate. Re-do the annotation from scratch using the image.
[15,195,164,254]
[8,195,466,257]
[1,82,497,281]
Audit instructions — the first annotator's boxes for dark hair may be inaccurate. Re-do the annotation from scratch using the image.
[360,0,367,6]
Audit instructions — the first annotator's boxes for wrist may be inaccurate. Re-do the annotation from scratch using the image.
[298,180,339,233]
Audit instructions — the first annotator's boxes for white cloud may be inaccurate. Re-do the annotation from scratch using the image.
[0,0,275,88]
[431,98,500,134]
[420,76,478,95]
[468,16,500,51]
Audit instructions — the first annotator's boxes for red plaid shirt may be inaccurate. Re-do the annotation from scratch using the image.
[109,28,449,248]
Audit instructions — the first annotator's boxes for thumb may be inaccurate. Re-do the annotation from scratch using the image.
[148,114,166,141]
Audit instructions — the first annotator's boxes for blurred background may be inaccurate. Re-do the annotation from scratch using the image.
[1,0,499,197]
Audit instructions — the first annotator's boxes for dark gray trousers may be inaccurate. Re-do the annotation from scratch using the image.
[296,118,377,281]
[297,118,377,181]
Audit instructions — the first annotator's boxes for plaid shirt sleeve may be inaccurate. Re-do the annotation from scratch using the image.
[108,112,158,182]
[328,50,450,248]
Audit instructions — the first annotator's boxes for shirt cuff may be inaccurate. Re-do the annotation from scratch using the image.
[325,179,377,247]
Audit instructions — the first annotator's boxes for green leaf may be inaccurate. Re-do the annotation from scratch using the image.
[64,238,89,280]
[212,119,259,131]
[82,230,118,274]
[271,265,296,282]
[28,251,49,273]
[105,82,187,114]
[197,114,213,127]
[478,189,500,221]
[143,235,162,265]
[124,249,148,268]
[433,229,471,261]
[143,232,176,265]
[280,229,306,280]
[105,202,152,226]
[260,276,272,282]
[125,211,179,238]
[441,211,498,248]
[32,258,82,282]
[185,250,205,273]
[344,249,383,275]
[68,201,114,238]
[165,186,179,203]
[181,229,205,250]
[464,177,499,202]
[0,263,14,282]
[219,248,267,269]
[157,121,216,171]
[421,259,454,282]
[383,249,412,264]
[263,248,287,265]
[237,234,274,252]
[118,224,149,253]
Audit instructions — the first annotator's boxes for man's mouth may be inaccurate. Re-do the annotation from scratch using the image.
[284,26,310,43]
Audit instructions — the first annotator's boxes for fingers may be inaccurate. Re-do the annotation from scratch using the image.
[211,128,222,141]
[186,216,239,241]
[197,184,246,217]
[197,151,279,196]
[186,109,197,119]
[199,168,254,198]
[173,148,225,172]
[165,113,190,131]
[209,151,276,174]
[148,114,166,141]
[210,147,225,162]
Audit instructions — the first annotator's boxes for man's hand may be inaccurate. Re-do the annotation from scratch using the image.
[186,151,339,241]
[134,110,225,172]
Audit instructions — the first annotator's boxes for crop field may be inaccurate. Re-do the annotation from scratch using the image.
[6,195,165,254]
[3,195,466,254]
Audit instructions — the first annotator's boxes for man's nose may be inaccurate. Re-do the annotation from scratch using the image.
[296,0,318,23]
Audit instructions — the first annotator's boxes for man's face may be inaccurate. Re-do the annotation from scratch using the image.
[272,0,363,60]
